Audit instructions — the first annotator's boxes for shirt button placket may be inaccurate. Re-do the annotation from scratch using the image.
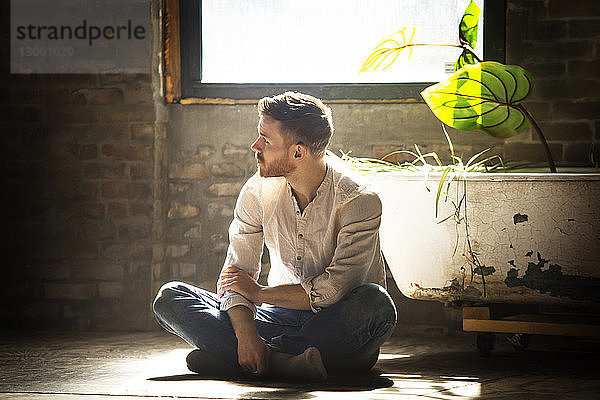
[296,217,306,269]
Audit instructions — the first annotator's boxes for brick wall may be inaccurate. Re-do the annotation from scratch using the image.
[506,0,600,166]
[1,0,598,332]
[165,138,255,291]
[0,0,160,329]
[1,71,157,330]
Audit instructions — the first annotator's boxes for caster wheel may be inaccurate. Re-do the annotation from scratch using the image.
[476,333,495,357]
[506,333,530,351]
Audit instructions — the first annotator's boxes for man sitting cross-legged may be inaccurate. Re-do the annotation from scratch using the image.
[153,91,397,381]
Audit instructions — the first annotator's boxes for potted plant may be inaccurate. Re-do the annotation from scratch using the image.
[334,0,600,312]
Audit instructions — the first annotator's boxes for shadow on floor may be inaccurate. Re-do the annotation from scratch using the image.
[148,370,395,393]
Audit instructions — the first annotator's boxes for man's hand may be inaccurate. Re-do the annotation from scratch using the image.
[236,331,269,375]
[227,305,269,375]
[218,265,264,303]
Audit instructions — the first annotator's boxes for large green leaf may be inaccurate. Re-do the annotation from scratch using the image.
[454,0,481,71]
[421,62,534,139]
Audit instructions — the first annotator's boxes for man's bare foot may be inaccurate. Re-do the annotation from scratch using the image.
[268,346,327,382]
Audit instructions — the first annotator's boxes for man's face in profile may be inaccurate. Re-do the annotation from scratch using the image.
[251,116,296,178]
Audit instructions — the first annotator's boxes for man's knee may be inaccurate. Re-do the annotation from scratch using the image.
[153,281,185,318]
[351,283,397,325]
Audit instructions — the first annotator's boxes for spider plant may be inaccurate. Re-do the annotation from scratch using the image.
[333,124,507,221]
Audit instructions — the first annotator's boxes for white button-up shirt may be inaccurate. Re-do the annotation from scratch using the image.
[219,162,386,314]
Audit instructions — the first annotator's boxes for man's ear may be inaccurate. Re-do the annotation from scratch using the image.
[293,144,306,159]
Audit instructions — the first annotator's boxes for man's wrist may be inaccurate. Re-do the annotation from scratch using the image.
[236,329,261,344]
[255,286,266,304]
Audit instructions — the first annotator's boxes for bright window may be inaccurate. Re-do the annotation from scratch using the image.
[168,0,503,102]
[201,0,484,84]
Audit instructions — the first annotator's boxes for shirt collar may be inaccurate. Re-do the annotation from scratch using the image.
[285,163,332,201]
[315,163,332,198]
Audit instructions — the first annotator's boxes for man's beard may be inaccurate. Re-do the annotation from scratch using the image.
[257,153,295,178]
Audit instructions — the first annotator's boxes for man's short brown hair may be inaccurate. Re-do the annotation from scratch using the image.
[258,92,333,158]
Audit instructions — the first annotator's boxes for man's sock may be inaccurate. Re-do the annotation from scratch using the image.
[268,346,327,382]
[186,349,244,377]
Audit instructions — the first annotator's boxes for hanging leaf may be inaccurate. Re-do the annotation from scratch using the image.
[459,0,481,48]
[421,62,534,139]
[359,27,417,72]
[454,0,481,71]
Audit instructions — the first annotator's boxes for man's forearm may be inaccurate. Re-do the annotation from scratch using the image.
[227,305,269,374]
[219,266,311,310]
[258,284,311,310]
[228,305,259,340]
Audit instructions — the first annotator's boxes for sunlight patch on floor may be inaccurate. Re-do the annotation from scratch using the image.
[378,353,411,360]
[378,373,482,399]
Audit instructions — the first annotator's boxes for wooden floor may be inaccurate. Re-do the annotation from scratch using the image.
[0,331,599,399]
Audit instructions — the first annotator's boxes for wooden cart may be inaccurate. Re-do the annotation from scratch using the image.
[463,306,600,356]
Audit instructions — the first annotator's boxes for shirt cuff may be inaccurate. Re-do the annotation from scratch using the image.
[219,291,257,318]
[300,278,325,313]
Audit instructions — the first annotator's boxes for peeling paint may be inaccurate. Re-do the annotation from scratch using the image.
[505,252,600,303]
[513,213,529,224]
[412,278,482,302]
[473,266,496,276]
[372,170,600,306]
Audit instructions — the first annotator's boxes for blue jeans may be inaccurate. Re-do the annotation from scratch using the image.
[153,282,397,373]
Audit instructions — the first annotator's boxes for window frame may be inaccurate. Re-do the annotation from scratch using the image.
[164,0,506,104]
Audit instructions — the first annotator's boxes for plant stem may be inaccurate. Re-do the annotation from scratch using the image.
[403,44,482,63]
[463,45,482,63]
[516,104,557,173]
